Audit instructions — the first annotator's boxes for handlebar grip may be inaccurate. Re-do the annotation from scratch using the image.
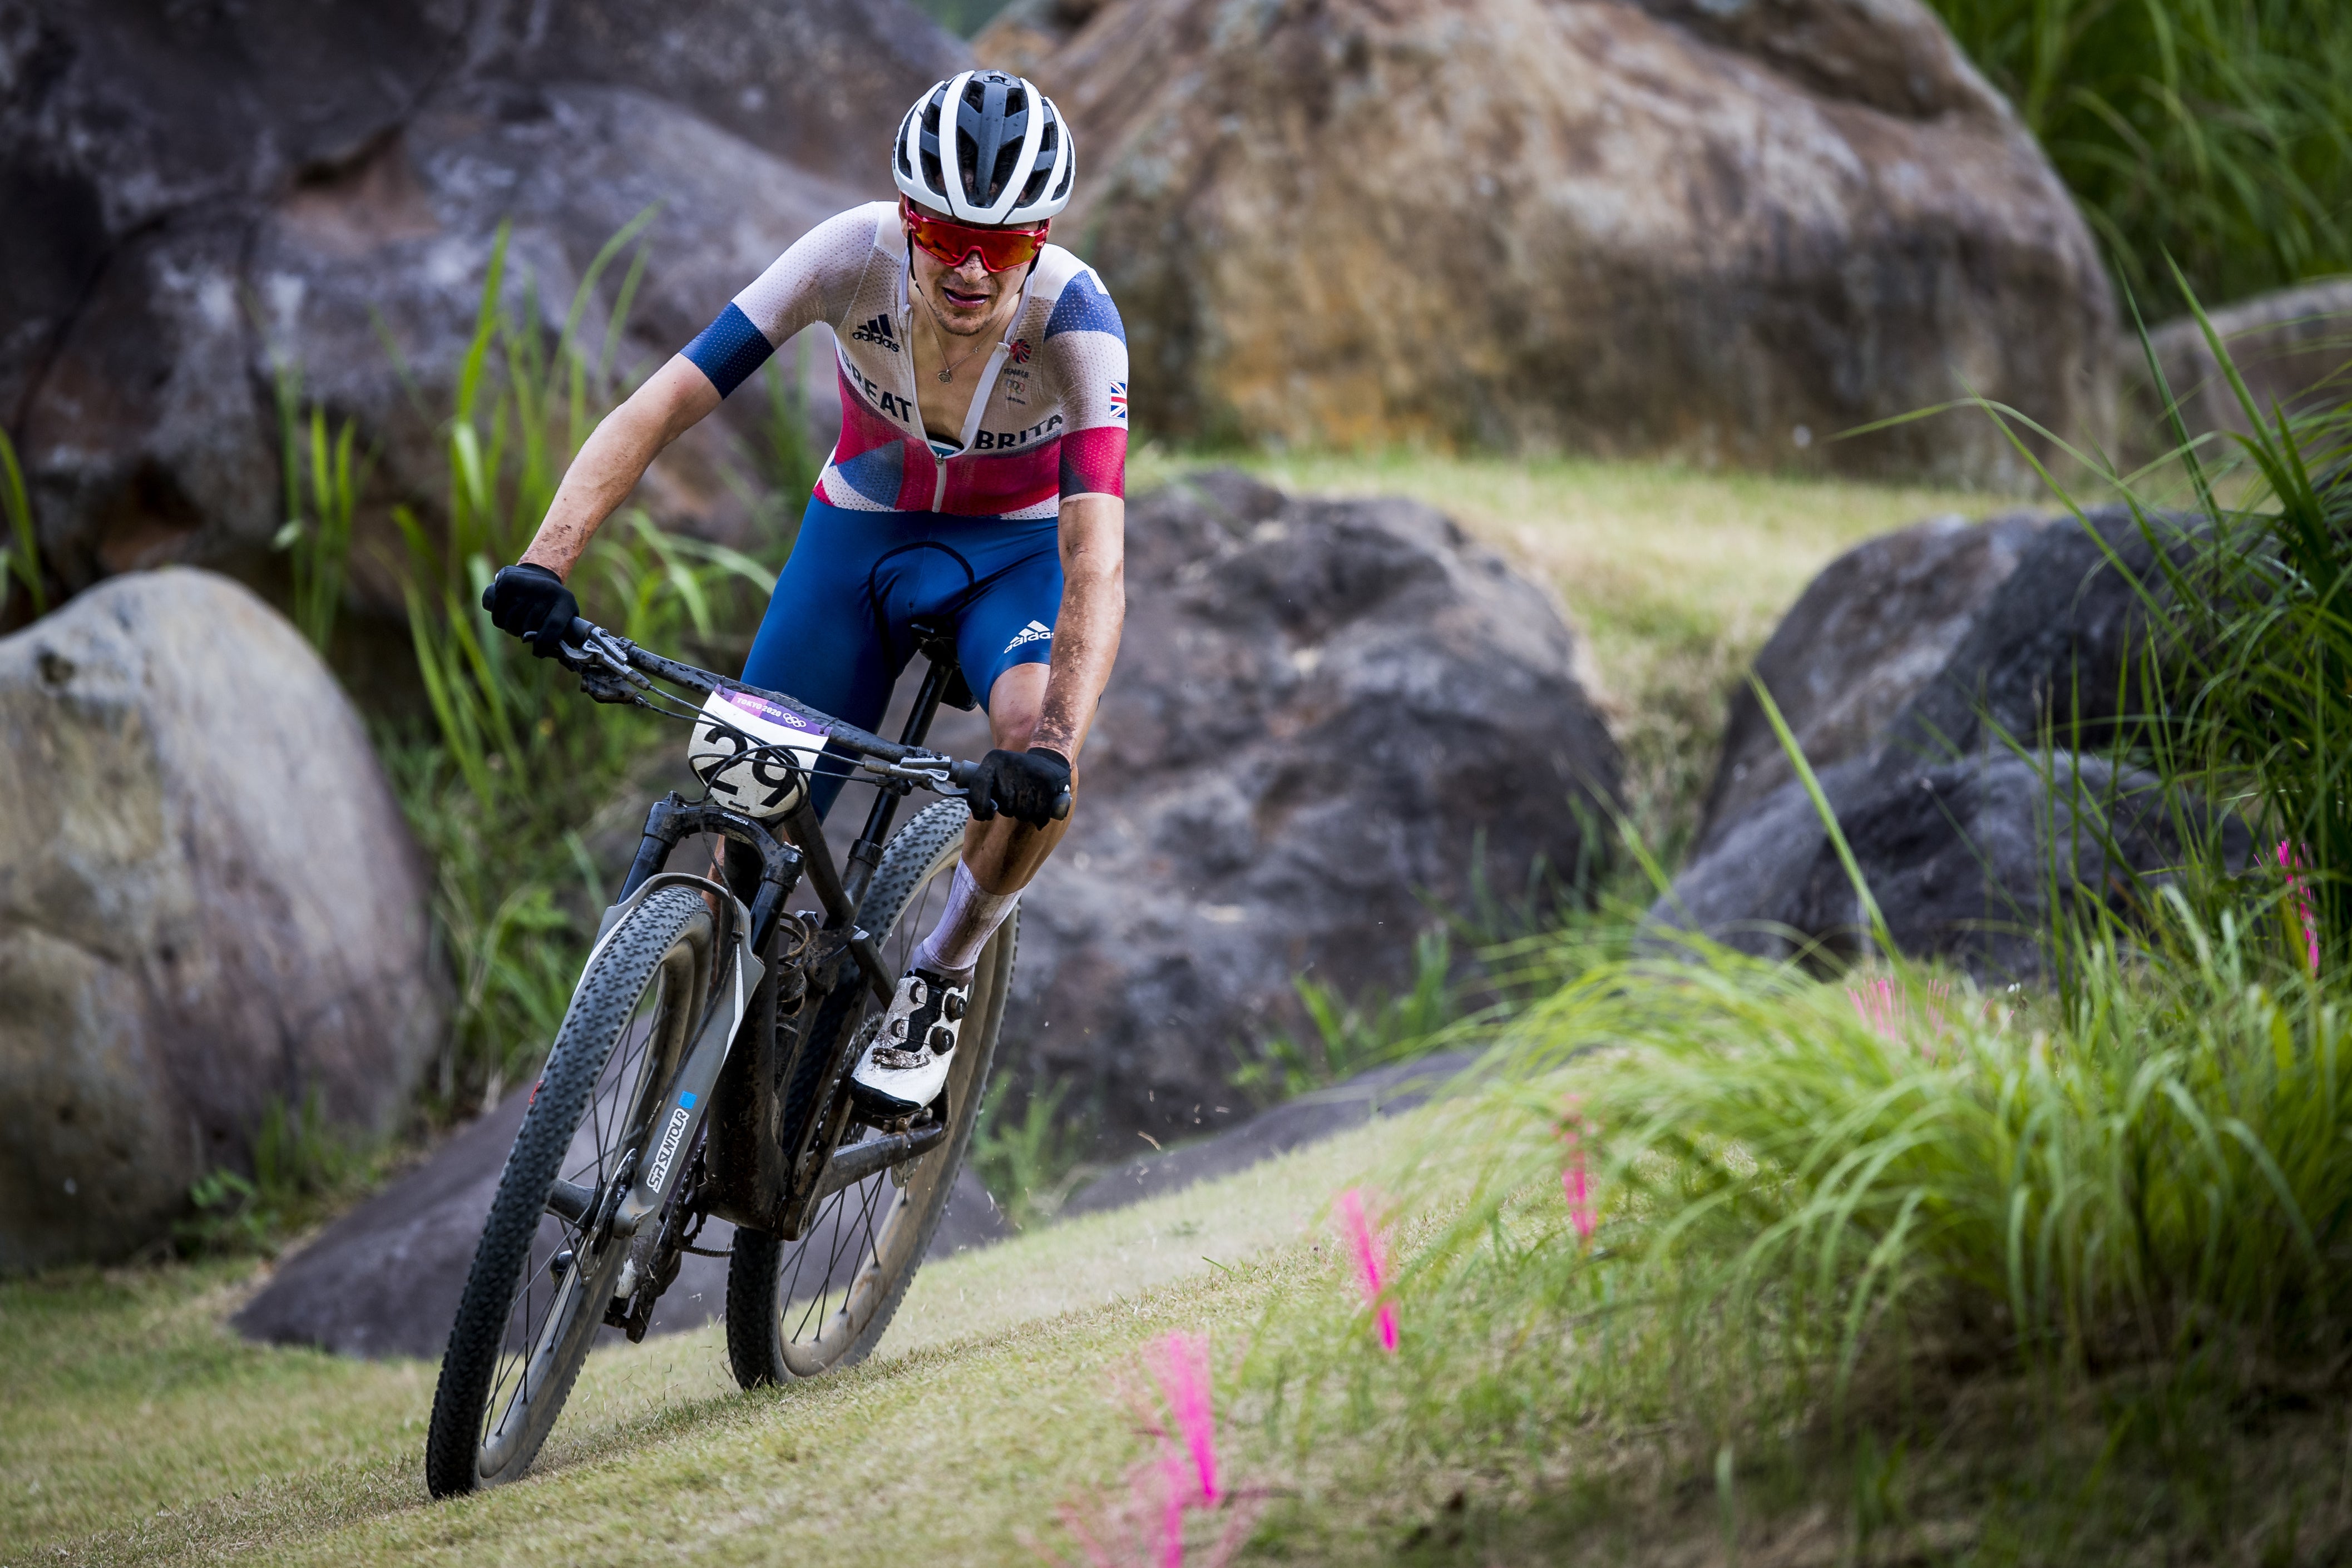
[567,615,595,645]
[947,759,983,790]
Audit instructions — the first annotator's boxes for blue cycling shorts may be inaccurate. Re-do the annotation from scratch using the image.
[739,494,1063,817]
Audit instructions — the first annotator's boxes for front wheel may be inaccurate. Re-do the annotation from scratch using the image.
[724,799,1011,1384]
[424,886,715,1497]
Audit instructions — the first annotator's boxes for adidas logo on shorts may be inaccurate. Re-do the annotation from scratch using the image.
[849,314,900,352]
[1003,620,1053,654]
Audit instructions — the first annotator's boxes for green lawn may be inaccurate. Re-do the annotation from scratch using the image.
[1,1116,1409,1565]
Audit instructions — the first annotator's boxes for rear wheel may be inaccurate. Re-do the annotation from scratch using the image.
[724,799,1011,1383]
[424,886,714,1496]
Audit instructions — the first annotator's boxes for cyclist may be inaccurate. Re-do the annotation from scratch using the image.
[482,70,1125,1118]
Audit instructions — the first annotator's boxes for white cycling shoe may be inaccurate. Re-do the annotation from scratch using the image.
[849,968,970,1116]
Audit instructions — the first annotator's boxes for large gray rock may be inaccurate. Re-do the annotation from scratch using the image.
[947,473,1622,1146]
[1661,506,2215,978]
[0,570,439,1272]
[3,0,967,614]
[1656,751,2239,979]
[234,1080,1014,1358]
[1879,505,2193,766]
[2131,279,2352,454]
[1697,510,2050,852]
[1027,0,2116,486]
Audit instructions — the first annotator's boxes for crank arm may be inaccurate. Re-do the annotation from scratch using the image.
[808,1121,949,1205]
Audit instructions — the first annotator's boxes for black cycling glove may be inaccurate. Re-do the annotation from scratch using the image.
[481,563,578,659]
[967,746,1072,828]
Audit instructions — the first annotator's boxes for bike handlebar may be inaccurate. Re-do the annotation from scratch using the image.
[560,616,1069,822]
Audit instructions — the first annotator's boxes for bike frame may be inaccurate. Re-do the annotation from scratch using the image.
[559,616,979,1298]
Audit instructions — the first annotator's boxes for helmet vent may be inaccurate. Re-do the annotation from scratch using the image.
[892,72,1075,224]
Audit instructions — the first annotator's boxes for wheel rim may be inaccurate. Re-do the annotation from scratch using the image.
[772,838,986,1377]
[476,936,702,1477]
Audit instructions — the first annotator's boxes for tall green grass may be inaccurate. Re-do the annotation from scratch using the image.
[0,424,44,627]
[1233,331,2352,1556]
[1926,0,2352,309]
[2118,286,2352,968]
[268,367,362,656]
[384,217,789,1115]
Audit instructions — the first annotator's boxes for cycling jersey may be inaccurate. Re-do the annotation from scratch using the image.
[681,202,1128,521]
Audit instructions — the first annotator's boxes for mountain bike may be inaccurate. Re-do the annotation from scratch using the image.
[423,614,1063,1498]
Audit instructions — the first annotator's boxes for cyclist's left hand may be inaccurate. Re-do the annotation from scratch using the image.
[967,747,1071,827]
[481,563,579,659]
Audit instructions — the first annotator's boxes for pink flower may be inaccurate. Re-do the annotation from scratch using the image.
[1846,976,1951,1056]
[1337,1188,1399,1353]
[1032,1337,1266,1568]
[1148,1333,1220,1507]
[2281,840,2320,975]
[1155,1444,1188,1568]
[1560,1099,1596,1245]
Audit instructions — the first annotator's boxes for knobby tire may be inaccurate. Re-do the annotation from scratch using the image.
[423,886,714,1497]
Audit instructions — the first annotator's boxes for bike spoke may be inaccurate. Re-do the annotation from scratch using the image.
[480,980,671,1458]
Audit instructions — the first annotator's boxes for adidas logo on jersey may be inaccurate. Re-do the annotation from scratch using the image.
[849,314,900,352]
[1003,620,1053,654]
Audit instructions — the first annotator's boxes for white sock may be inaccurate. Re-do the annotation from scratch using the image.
[911,862,1017,978]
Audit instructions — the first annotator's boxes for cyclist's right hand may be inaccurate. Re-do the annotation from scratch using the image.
[482,563,579,659]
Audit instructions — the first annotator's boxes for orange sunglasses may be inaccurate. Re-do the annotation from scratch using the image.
[902,197,1051,274]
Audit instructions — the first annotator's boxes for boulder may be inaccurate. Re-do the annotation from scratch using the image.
[926,473,1622,1146]
[1025,0,2116,487]
[234,1082,1013,1359]
[0,570,439,1273]
[3,0,967,615]
[973,0,1114,78]
[1655,750,2238,979]
[1696,510,2049,852]
[1662,504,2216,977]
[2131,279,2352,453]
[1880,504,2192,765]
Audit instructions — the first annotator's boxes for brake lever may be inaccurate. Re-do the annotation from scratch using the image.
[558,622,653,689]
[858,755,964,797]
[873,756,1070,820]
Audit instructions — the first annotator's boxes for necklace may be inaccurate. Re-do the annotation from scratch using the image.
[915,284,1002,382]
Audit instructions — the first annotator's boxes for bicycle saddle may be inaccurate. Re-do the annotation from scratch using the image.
[905,616,979,711]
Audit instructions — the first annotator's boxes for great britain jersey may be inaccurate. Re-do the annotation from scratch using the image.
[680,202,1128,522]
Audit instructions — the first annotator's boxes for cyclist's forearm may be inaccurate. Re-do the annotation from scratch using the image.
[521,355,722,580]
[1035,494,1125,762]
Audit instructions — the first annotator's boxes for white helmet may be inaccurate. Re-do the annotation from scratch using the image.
[892,70,1075,226]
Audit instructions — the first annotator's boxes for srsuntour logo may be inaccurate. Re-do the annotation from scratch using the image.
[644,1091,697,1194]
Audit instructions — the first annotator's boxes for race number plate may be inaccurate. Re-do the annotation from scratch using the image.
[686,687,827,817]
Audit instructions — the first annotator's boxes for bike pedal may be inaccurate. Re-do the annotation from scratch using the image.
[846,1079,932,1122]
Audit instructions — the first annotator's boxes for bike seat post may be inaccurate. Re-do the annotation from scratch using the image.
[842,622,963,910]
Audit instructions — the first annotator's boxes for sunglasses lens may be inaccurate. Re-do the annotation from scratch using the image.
[908,209,1045,273]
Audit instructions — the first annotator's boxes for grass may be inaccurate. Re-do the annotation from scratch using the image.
[0,1115,1411,1564]
[1925,0,2352,311]
[1212,919,2352,1563]
[379,218,797,1121]
[1206,321,2352,1564]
